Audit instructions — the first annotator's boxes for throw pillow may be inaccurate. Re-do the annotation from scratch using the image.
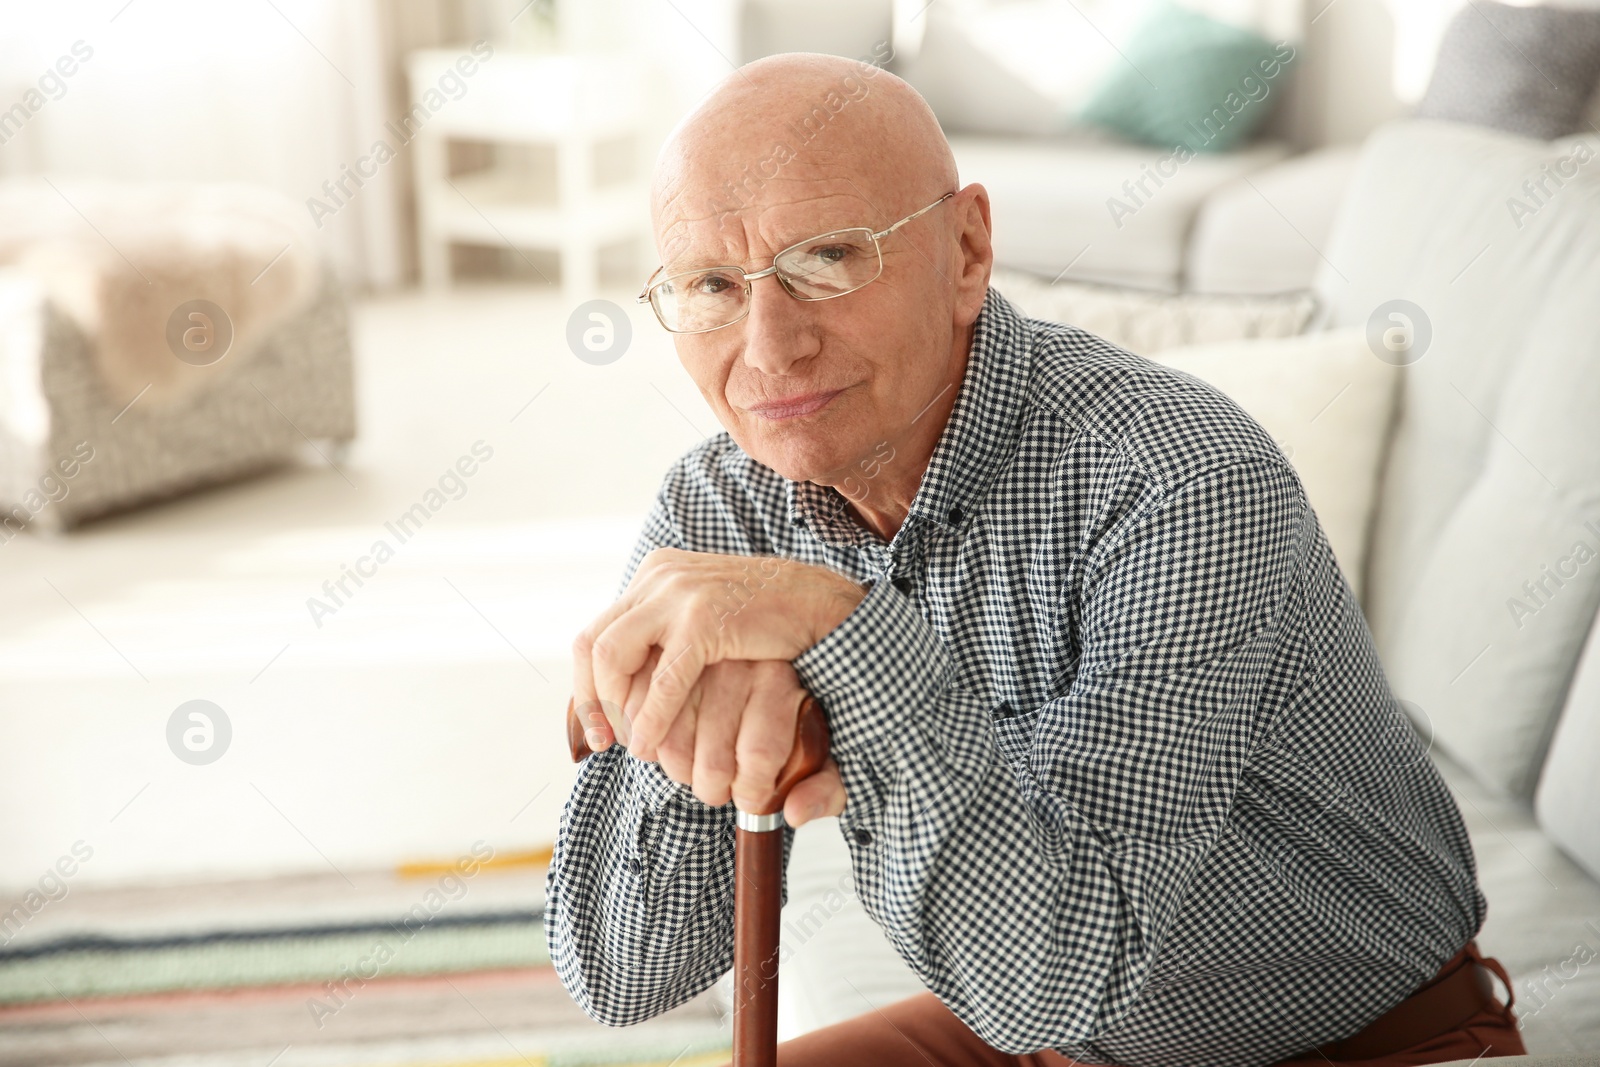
[1146,330,1400,601]
[1415,1,1600,140]
[991,269,1317,355]
[1077,0,1293,152]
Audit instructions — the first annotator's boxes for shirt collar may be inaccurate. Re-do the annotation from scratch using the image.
[785,287,1033,549]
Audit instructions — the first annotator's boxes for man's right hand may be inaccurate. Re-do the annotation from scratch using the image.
[581,652,846,827]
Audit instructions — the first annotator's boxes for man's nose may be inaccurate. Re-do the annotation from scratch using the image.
[739,274,821,376]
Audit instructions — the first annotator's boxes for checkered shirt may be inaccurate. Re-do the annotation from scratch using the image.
[544,287,1485,1066]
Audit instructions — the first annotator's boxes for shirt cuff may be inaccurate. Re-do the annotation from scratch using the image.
[622,747,698,812]
[579,742,699,813]
[791,576,953,754]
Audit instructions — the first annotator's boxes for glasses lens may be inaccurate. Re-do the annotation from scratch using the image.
[774,230,881,299]
[652,268,747,333]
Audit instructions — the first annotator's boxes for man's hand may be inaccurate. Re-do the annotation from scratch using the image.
[571,548,866,764]
[581,653,846,825]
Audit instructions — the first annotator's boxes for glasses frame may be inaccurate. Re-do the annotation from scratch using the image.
[637,192,956,334]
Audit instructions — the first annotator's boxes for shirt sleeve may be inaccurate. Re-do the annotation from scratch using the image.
[790,454,1307,1054]
[543,473,798,1026]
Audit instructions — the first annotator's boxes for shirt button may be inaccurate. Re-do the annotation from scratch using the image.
[628,856,642,875]
[948,506,964,526]
[892,577,914,594]
[852,828,873,846]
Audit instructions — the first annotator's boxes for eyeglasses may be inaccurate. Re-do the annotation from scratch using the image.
[638,192,955,334]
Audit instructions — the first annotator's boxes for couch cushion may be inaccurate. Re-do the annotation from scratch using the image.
[1313,120,1600,797]
[1186,145,1362,294]
[988,269,1316,354]
[1432,750,1600,1056]
[1536,600,1600,882]
[951,134,1291,289]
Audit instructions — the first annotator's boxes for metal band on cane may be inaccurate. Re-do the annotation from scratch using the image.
[737,810,786,832]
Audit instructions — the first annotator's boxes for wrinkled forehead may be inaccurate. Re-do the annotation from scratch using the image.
[652,155,902,274]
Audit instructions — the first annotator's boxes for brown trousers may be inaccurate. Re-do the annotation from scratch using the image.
[767,944,1526,1066]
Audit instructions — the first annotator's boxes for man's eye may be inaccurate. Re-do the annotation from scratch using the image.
[690,271,741,295]
[805,245,854,266]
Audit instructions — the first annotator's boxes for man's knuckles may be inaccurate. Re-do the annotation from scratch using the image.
[749,658,799,689]
[696,752,736,787]
[692,777,733,808]
[735,729,792,772]
[657,732,695,780]
[588,630,631,673]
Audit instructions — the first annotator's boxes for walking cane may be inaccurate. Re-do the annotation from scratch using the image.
[567,687,831,1067]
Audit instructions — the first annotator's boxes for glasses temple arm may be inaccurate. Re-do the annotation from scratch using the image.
[870,192,956,240]
[638,265,666,302]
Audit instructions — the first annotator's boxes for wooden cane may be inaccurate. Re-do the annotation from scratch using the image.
[567,688,831,1067]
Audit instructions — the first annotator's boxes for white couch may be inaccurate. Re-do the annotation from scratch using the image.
[732,0,1323,294]
[948,135,1295,291]
[768,119,1600,1062]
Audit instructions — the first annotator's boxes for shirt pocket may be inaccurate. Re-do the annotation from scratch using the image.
[990,701,1043,769]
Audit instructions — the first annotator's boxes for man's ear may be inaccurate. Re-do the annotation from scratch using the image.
[952,183,993,330]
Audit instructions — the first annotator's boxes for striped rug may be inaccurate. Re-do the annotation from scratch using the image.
[0,910,548,1005]
[0,868,731,1067]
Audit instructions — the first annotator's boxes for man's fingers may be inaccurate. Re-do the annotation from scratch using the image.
[573,696,617,753]
[783,757,847,827]
[691,662,749,807]
[571,606,629,741]
[569,548,678,739]
[629,639,704,761]
[590,611,666,729]
[731,662,802,812]
[623,646,661,723]
[615,647,664,748]
[571,646,659,755]
[656,683,699,785]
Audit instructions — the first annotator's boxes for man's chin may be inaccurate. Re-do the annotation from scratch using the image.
[735,422,857,485]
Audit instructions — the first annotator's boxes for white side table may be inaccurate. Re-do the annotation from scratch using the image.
[406,50,645,302]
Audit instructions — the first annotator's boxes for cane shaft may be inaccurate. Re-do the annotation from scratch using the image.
[733,825,784,1066]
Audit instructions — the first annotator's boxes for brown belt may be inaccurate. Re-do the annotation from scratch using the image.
[1314,940,1512,1060]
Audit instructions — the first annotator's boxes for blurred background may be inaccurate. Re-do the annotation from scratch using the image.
[2,0,1599,1064]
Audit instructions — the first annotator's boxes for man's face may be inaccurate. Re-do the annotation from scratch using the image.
[653,183,959,487]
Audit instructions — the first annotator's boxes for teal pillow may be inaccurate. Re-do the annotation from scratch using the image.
[1078,3,1294,153]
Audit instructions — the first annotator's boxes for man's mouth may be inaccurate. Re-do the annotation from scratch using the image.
[747,389,843,421]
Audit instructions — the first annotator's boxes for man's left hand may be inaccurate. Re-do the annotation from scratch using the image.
[570,548,866,763]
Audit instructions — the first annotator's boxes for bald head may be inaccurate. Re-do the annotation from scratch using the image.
[645,52,993,539]
[652,53,956,262]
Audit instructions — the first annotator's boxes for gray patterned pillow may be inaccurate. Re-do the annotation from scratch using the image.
[990,269,1317,356]
[1416,1,1600,140]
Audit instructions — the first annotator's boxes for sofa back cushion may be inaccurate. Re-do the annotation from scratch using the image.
[1536,601,1600,881]
[1313,120,1600,797]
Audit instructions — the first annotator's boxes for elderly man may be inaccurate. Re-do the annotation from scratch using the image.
[546,53,1523,1067]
